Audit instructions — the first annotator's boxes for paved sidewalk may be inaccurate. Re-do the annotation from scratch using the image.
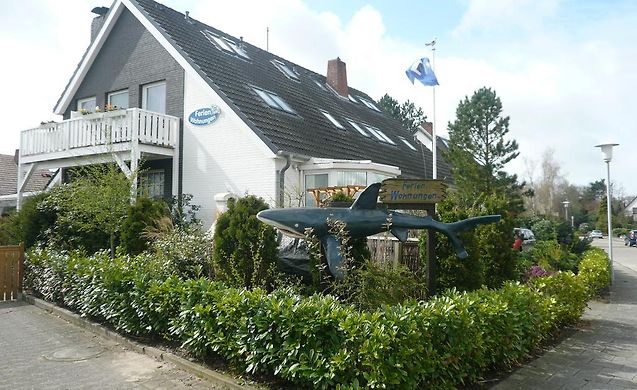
[493,242,637,390]
[0,301,219,389]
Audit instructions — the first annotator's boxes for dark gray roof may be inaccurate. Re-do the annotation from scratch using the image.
[0,154,52,196]
[134,0,453,179]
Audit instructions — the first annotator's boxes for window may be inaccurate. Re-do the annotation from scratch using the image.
[320,110,344,129]
[107,90,129,109]
[358,97,381,112]
[252,86,295,114]
[336,171,366,186]
[313,79,327,91]
[272,60,299,81]
[142,81,166,114]
[202,30,250,59]
[139,170,165,199]
[305,173,329,206]
[365,125,396,145]
[347,120,369,137]
[77,97,96,113]
[398,136,417,151]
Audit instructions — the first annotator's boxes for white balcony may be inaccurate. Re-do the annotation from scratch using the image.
[20,108,179,165]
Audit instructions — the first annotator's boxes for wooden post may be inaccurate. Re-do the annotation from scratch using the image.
[425,204,437,297]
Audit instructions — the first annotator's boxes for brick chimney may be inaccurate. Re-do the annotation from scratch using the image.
[90,7,109,42]
[326,57,348,98]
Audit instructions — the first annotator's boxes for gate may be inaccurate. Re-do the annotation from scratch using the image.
[0,244,24,301]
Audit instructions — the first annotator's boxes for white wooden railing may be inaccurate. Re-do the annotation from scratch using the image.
[20,108,179,157]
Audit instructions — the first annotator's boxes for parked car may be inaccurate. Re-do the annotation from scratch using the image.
[514,228,536,250]
[625,230,637,247]
[589,230,604,239]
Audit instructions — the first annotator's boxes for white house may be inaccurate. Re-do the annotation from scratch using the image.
[17,0,452,229]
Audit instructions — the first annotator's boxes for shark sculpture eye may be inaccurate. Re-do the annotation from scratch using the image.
[294,223,299,228]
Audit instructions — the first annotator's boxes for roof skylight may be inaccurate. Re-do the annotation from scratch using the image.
[358,97,381,112]
[272,60,299,81]
[347,120,369,137]
[314,79,327,91]
[252,86,295,114]
[202,30,250,60]
[365,125,396,145]
[320,110,345,129]
[398,136,418,151]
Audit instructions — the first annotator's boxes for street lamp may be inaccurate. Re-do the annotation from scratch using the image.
[562,200,570,223]
[595,142,619,284]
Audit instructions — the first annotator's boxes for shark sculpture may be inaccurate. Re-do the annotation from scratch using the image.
[257,183,500,279]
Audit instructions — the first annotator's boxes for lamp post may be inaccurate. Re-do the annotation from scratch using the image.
[595,142,619,284]
[562,200,570,223]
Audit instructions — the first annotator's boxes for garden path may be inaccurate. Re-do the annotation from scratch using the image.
[492,238,637,389]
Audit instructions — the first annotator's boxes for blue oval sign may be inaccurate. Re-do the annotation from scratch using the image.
[188,106,220,126]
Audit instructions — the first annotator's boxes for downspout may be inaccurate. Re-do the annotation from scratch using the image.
[277,151,292,208]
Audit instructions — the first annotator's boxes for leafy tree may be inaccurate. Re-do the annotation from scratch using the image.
[1,193,56,247]
[598,196,609,233]
[212,195,279,290]
[446,87,524,211]
[377,94,427,134]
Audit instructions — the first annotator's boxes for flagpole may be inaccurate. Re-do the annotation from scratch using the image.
[426,38,437,180]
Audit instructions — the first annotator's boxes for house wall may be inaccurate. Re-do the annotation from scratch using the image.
[63,9,184,119]
[182,72,276,229]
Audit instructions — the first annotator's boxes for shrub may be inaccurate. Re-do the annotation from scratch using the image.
[120,197,168,255]
[6,192,57,248]
[147,227,213,279]
[212,196,279,290]
[529,240,579,272]
[578,248,611,296]
[24,247,610,389]
[531,219,556,241]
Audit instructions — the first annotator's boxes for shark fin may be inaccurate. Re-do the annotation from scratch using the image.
[350,182,381,210]
[391,227,409,242]
[321,235,345,280]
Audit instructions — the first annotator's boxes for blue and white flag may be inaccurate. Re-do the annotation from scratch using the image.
[405,57,439,86]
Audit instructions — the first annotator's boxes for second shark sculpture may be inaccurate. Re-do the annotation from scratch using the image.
[257,183,500,279]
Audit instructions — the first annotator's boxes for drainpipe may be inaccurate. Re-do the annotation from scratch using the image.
[277,151,292,208]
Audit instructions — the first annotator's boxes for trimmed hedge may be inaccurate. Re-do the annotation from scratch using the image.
[25,247,610,389]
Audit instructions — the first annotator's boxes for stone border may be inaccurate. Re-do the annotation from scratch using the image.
[23,294,259,390]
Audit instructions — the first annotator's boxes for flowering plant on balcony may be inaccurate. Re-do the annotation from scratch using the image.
[80,104,123,115]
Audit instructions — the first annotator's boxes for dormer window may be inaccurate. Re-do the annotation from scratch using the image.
[272,60,299,81]
[365,125,396,145]
[347,120,369,137]
[252,86,295,114]
[202,30,250,60]
[398,136,418,151]
[358,97,381,112]
[320,110,344,129]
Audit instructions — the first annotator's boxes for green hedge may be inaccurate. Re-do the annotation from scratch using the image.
[25,247,610,389]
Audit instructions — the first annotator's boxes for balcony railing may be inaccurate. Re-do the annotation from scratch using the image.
[20,108,179,157]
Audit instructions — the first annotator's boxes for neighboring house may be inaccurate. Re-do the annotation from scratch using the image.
[1,153,55,215]
[623,196,637,223]
[17,0,451,229]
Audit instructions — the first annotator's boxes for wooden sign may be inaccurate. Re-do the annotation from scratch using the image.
[379,179,446,205]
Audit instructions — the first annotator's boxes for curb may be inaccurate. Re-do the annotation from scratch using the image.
[23,295,258,390]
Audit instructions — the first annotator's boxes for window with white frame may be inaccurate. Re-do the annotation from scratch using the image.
[77,97,96,113]
[272,60,299,81]
[107,90,129,109]
[252,86,295,114]
[202,30,250,59]
[139,170,165,199]
[320,110,345,129]
[305,173,329,206]
[336,171,367,186]
[398,136,417,151]
[365,125,396,145]
[142,81,166,114]
[358,96,381,112]
[347,120,369,137]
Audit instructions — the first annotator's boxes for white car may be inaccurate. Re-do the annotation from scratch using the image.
[589,230,604,239]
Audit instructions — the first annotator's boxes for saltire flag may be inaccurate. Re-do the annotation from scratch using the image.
[405,57,439,86]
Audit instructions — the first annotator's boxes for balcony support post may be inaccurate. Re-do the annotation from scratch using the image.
[16,162,36,211]
[130,137,140,204]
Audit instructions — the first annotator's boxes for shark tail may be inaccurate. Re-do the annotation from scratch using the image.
[436,215,501,259]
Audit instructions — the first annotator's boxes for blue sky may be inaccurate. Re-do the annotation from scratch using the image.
[1,0,636,196]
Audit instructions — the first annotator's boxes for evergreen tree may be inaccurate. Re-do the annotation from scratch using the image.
[447,87,524,211]
[377,94,427,134]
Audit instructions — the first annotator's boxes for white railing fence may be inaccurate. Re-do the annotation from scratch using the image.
[20,108,179,157]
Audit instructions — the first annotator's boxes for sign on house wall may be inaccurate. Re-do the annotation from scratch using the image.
[188,106,220,126]
[379,179,446,205]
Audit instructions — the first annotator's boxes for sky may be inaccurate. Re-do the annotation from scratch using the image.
[1,0,636,195]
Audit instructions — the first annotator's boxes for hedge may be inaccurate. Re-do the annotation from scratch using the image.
[24,247,610,389]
